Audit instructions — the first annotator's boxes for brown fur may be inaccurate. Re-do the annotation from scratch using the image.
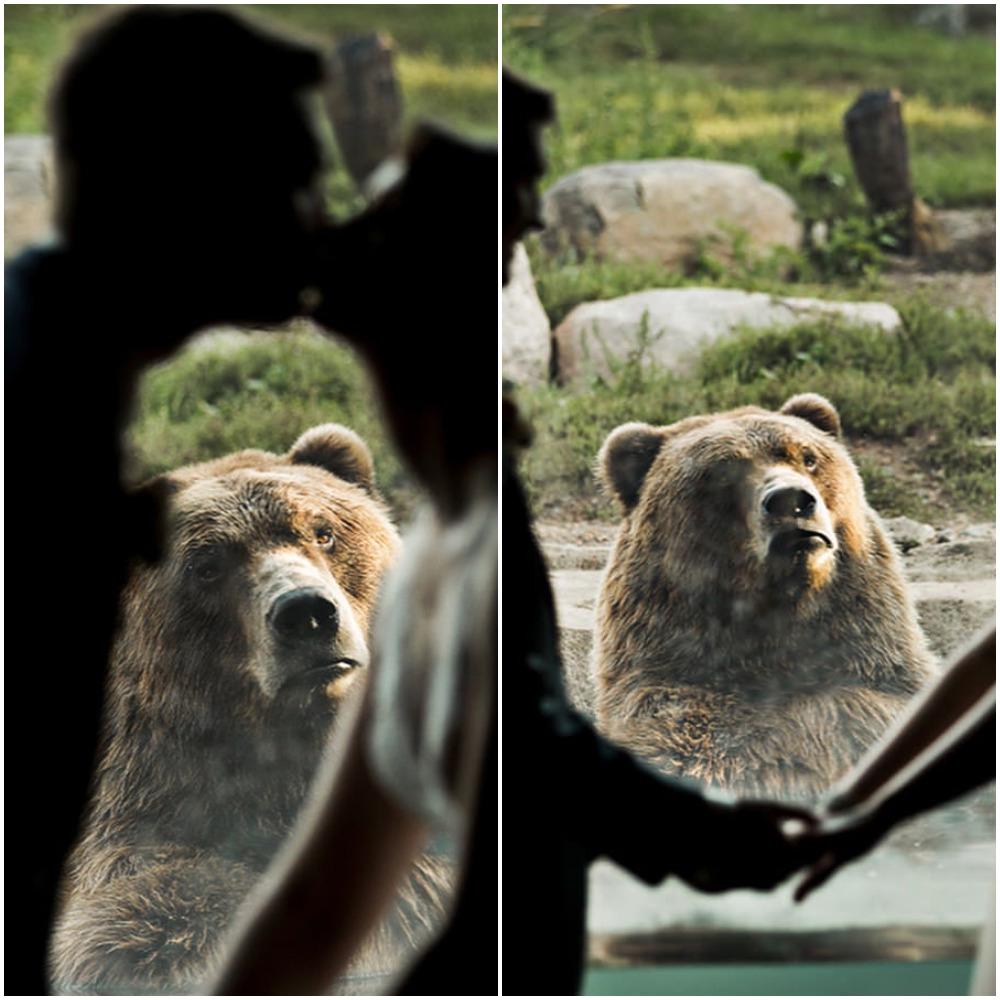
[50,426,449,994]
[594,394,936,800]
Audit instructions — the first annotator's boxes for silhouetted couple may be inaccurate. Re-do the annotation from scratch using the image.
[6,9,992,996]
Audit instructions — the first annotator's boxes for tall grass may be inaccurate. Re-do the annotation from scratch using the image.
[513,302,996,521]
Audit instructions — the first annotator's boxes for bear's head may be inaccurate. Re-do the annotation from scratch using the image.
[599,394,868,612]
[112,424,399,768]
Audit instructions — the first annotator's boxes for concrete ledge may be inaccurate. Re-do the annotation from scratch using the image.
[589,925,979,967]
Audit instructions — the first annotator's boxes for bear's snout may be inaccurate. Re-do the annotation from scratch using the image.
[268,588,340,645]
[762,484,817,520]
[758,468,837,564]
[252,549,371,700]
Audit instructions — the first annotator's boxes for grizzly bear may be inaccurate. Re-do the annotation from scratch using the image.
[593,393,936,800]
[50,425,449,994]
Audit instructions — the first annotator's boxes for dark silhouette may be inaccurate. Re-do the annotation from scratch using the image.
[311,123,496,517]
[500,70,818,996]
[214,66,821,997]
[210,121,498,996]
[5,8,325,993]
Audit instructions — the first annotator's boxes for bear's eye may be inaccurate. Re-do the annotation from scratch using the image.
[185,548,226,583]
[802,450,818,470]
[189,553,223,584]
[314,526,335,550]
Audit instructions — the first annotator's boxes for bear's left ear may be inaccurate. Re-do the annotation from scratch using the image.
[780,393,841,438]
[289,424,375,491]
[599,422,664,511]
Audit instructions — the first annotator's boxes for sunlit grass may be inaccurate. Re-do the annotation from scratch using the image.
[128,326,419,520]
[4,4,497,136]
[504,5,994,212]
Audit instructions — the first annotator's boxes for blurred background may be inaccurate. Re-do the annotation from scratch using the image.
[4,3,498,518]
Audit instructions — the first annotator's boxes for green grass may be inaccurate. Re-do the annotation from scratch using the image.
[127,326,418,520]
[505,3,996,392]
[504,5,994,216]
[512,301,996,522]
[504,5,994,523]
[504,5,995,108]
[4,5,497,199]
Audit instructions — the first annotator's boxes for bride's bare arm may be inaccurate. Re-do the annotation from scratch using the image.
[793,626,995,902]
[824,625,995,812]
[211,693,428,995]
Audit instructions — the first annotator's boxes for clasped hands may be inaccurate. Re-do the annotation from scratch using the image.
[670,790,893,901]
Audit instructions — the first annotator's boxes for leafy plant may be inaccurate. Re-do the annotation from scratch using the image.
[806,211,905,280]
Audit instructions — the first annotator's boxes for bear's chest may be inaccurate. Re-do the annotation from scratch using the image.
[606,683,905,801]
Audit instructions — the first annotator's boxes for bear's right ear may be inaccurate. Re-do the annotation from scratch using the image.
[780,393,842,438]
[599,423,664,511]
[289,424,375,491]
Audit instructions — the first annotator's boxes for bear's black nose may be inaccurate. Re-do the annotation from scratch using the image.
[268,588,339,643]
[763,486,817,519]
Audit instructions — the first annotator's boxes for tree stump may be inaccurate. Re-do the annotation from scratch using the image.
[324,33,403,192]
[843,88,926,254]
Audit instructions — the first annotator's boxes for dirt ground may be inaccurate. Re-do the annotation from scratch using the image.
[880,269,995,322]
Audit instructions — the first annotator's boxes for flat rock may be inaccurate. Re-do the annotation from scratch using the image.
[5,135,54,258]
[959,522,996,542]
[553,287,902,385]
[542,542,613,571]
[502,243,551,386]
[540,159,802,267]
[904,538,996,583]
[884,515,936,551]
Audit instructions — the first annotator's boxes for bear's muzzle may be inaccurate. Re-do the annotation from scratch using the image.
[759,470,837,569]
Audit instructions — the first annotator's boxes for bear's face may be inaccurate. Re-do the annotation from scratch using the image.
[600,394,868,609]
[116,425,399,741]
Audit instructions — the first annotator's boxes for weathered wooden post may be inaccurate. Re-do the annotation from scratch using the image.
[843,88,932,255]
[325,33,403,194]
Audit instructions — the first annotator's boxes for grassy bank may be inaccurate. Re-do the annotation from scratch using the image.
[512,301,995,523]
[127,327,419,519]
[503,5,994,212]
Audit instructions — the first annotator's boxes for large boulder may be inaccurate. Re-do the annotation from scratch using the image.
[502,243,551,385]
[919,208,995,272]
[540,159,802,267]
[5,135,54,258]
[554,287,901,385]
